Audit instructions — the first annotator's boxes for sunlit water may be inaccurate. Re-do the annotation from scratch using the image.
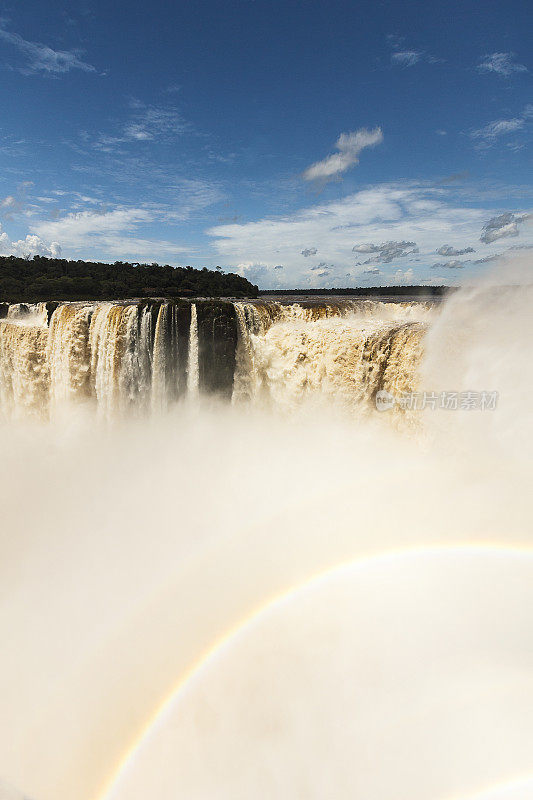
[0,258,531,800]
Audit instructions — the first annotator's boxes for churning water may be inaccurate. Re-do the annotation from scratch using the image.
[0,259,532,800]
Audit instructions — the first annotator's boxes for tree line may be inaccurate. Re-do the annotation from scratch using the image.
[0,255,259,301]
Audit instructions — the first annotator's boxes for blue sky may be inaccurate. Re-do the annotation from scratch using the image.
[0,0,531,288]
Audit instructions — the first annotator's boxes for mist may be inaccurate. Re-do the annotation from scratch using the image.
[0,258,532,800]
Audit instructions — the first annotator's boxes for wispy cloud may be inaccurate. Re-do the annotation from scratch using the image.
[387,35,441,68]
[0,22,96,75]
[471,106,533,148]
[477,52,528,77]
[303,128,383,182]
[0,181,33,220]
[29,206,188,261]
[472,117,524,145]
[391,50,422,67]
[122,102,189,142]
[92,102,189,152]
[301,247,317,257]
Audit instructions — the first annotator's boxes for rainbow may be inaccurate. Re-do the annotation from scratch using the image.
[97,543,533,800]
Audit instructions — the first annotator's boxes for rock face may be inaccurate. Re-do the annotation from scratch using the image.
[45,302,61,324]
[0,304,8,319]
[197,301,238,398]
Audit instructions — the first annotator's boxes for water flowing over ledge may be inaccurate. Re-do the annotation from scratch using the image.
[0,298,431,420]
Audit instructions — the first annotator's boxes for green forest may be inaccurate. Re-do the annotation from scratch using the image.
[0,255,259,301]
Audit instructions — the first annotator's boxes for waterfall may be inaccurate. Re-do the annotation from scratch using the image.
[187,303,199,396]
[0,319,49,419]
[88,304,140,419]
[47,304,93,411]
[0,297,433,420]
[152,303,170,413]
[232,300,428,412]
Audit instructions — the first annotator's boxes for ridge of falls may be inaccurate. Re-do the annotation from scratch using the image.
[0,298,432,420]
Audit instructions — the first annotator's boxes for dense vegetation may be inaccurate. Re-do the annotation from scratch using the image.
[260,286,455,297]
[0,255,258,301]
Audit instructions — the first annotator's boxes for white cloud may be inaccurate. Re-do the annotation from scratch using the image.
[477,52,528,77]
[301,247,317,257]
[480,212,529,244]
[0,23,96,75]
[0,223,61,258]
[303,128,383,182]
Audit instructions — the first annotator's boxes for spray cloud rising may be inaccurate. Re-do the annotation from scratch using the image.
[0,255,532,800]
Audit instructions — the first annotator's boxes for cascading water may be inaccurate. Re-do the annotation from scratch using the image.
[151,302,171,413]
[1,265,532,800]
[0,297,432,420]
[186,302,199,396]
[232,301,427,412]
[47,304,93,411]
